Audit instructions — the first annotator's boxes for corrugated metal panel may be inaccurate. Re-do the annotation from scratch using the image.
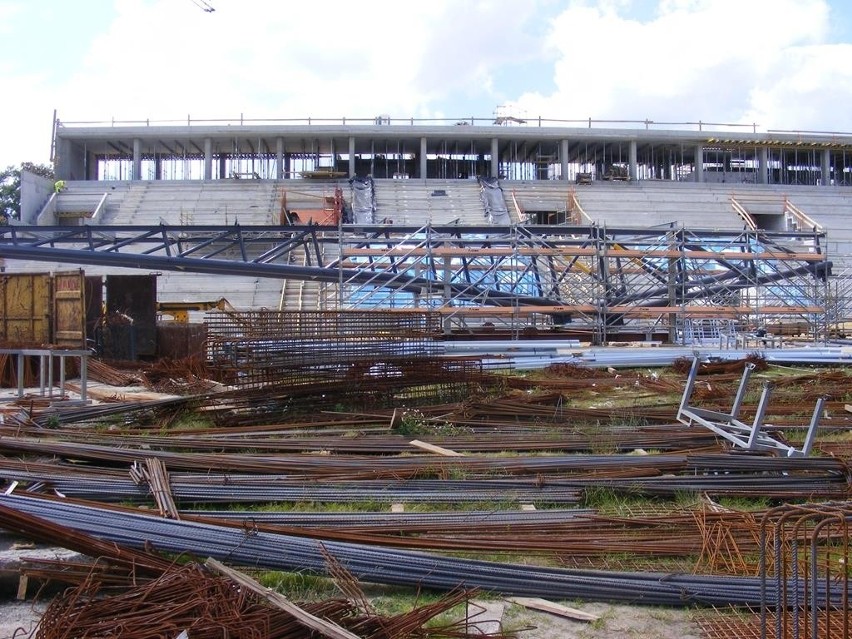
[106,274,157,357]
[157,322,207,360]
[0,273,51,344]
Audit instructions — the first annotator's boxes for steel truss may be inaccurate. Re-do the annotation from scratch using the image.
[0,223,829,339]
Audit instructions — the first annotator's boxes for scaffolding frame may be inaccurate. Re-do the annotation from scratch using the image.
[0,223,829,340]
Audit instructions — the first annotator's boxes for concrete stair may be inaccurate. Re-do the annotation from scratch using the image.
[372,179,487,225]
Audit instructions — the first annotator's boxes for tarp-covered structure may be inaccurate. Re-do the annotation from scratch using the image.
[349,176,376,224]
[478,177,511,224]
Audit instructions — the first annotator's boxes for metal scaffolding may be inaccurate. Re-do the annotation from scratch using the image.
[0,223,829,341]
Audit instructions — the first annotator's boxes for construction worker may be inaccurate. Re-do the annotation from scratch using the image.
[54,179,66,193]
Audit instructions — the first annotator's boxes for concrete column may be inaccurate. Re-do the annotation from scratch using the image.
[55,139,87,180]
[628,140,638,181]
[758,147,769,184]
[275,137,284,179]
[204,138,213,180]
[349,136,356,177]
[420,137,428,179]
[560,139,570,181]
[132,138,141,181]
[490,137,499,178]
[86,149,98,180]
[694,144,704,183]
[821,148,831,186]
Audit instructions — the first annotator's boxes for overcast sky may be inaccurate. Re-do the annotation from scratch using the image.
[2,0,851,169]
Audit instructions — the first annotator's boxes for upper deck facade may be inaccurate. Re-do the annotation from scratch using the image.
[53,115,852,187]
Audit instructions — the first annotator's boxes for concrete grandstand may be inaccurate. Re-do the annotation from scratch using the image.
[3,115,852,343]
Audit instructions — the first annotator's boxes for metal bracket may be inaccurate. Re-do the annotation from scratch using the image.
[677,356,824,457]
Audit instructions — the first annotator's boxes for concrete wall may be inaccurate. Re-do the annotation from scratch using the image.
[54,138,88,181]
[19,170,55,224]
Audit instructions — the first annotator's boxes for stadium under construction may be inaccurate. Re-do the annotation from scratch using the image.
[2,115,852,351]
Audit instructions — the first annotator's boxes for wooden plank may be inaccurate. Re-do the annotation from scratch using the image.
[507,596,600,622]
[845,404,852,414]
[0,273,51,343]
[205,558,362,639]
[53,270,86,349]
[16,574,28,601]
[409,439,466,457]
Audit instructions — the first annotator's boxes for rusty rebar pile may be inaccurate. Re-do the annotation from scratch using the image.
[33,562,496,639]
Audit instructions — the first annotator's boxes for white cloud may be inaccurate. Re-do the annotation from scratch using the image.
[54,0,549,124]
[514,0,845,131]
[1,0,850,169]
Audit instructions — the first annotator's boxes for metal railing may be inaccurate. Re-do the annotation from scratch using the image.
[56,114,779,134]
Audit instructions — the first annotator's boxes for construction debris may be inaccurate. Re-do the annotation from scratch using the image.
[507,597,599,623]
[1,339,851,637]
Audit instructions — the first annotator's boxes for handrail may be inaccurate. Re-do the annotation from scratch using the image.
[568,189,594,224]
[88,192,110,223]
[509,190,524,224]
[784,198,823,232]
[729,196,758,231]
[56,114,776,134]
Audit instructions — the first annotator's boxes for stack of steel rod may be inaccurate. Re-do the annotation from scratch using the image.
[1,494,847,609]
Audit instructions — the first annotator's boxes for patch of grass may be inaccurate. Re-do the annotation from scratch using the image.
[253,570,338,600]
[714,496,772,512]
[394,409,470,437]
[168,413,215,431]
[229,500,389,513]
[673,490,701,509]
[370,588,453,617]
[581,486,674,517]
[588,607,614,631]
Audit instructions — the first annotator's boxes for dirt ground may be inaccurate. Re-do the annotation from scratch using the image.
[0,591,703,639]
[502,601,702,639]
[0,600,48,638]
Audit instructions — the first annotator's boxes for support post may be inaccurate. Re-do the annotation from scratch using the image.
[759,147,769,185]
[694,143,704,183]
[16,355,24,398]
[730,362,755,420]
[800,397,826,456]
[490,137,499,178]
[628,140,638,181]
[204,138,213,180]
[132,138,142,181]
[746,382,773,449]
[276,137,284,180]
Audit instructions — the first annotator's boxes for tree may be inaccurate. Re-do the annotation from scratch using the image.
[0,162,55,224]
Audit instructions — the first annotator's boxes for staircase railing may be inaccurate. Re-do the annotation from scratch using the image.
[729,196,758,230]
[784,198,823,232]
[568,189,593,224]
[88,192,110,224]
[509,190,524,223]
